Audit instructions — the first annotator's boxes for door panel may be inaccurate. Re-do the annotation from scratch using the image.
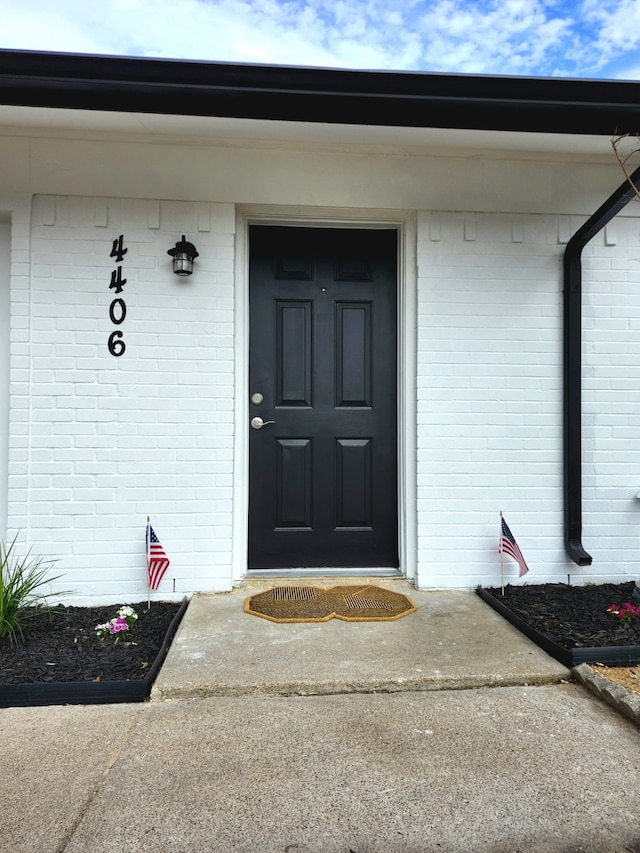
[275,438,312,530]
[336,438,372,529]
[248,225,398,569]
[336,302,371,406]
[276,302,312,406]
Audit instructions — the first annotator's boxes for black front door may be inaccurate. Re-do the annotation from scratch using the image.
[248,225,398,569]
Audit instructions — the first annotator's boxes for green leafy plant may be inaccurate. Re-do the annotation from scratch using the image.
[0,534,62,645]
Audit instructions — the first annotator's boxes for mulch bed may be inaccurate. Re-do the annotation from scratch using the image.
[484,581,640,650]
[0,602,181,684]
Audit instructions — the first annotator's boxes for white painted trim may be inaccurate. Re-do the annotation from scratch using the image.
[231,205,417,583]
[398,215,417,582]
[231,211,249,581]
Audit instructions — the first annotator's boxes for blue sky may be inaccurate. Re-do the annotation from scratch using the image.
[1,0,640,80]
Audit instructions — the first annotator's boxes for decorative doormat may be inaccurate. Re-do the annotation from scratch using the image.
[244,585,417,623]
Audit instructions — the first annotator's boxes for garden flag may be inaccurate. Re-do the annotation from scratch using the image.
[499,516,529,577]
[146,522,170,590]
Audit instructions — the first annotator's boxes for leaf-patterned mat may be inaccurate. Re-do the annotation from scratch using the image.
[244,585,417,623]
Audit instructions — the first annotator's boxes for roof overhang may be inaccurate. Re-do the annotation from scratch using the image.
[2,49,640,139]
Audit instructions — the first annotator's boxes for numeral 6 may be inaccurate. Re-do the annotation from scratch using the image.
[108,330,126,357]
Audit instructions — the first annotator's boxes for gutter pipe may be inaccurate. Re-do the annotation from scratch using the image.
[564,164,640,566]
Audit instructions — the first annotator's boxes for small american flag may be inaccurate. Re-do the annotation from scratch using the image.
[499,517,529,577]
[146,523,170,591]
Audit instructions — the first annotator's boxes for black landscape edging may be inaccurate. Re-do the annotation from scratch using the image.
[0,597,189,708]
[476,586,640,668]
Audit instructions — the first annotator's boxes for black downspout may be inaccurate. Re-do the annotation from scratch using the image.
[563,165,640,566]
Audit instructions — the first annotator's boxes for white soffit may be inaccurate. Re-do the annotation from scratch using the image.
[0,104,615,161]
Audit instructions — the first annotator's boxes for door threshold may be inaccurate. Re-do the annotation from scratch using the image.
[245,568,403,579]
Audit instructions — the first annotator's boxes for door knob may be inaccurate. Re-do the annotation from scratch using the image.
[251,416,275,430]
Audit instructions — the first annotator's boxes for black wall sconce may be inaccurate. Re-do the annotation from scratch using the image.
[168,235,199,276]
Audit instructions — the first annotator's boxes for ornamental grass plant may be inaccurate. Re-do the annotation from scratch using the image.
[0,534,62,645]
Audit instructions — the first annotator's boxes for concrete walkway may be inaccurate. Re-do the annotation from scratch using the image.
[2,581,640,853]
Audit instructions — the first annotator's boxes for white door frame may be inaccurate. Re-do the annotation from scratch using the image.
[232,205,417,582]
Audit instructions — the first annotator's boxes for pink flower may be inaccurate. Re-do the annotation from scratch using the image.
[607,601,640,622]
[94,607,137,640]
[607,602,640,621]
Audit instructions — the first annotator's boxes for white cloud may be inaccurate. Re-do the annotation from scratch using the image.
[412,0,574,75]
[0,2,115,54]
[583,0,640,54]
[0,0,638,80]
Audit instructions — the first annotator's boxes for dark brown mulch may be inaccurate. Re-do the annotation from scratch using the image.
[0,602,181,684]
[486,581,640,650]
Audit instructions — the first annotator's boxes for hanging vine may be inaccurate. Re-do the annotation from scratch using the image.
[612,133,640,200]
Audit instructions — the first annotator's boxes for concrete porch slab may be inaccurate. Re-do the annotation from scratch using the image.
[152,580,569,700]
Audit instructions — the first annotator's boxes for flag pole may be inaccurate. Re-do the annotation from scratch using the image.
[146,515,151,610]
[499,510,505,596]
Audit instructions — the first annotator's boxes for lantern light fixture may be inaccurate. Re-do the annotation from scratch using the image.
[168,235,199,276]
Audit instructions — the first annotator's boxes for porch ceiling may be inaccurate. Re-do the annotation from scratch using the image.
[0,105,616,161]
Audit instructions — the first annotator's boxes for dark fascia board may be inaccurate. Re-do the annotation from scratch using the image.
[2,49,640,135]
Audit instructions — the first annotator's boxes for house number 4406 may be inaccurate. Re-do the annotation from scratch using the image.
[108,235,127,357]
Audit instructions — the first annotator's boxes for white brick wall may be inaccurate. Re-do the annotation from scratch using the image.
[7,195,640,599]
[8,196,236,603]
[0,221,9,544]
[582,216,640,576]
[7,199,32,550]
[416,211,640,588]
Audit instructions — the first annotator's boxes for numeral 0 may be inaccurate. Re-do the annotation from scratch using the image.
[108,330,126,357]
[109,298,127,325]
